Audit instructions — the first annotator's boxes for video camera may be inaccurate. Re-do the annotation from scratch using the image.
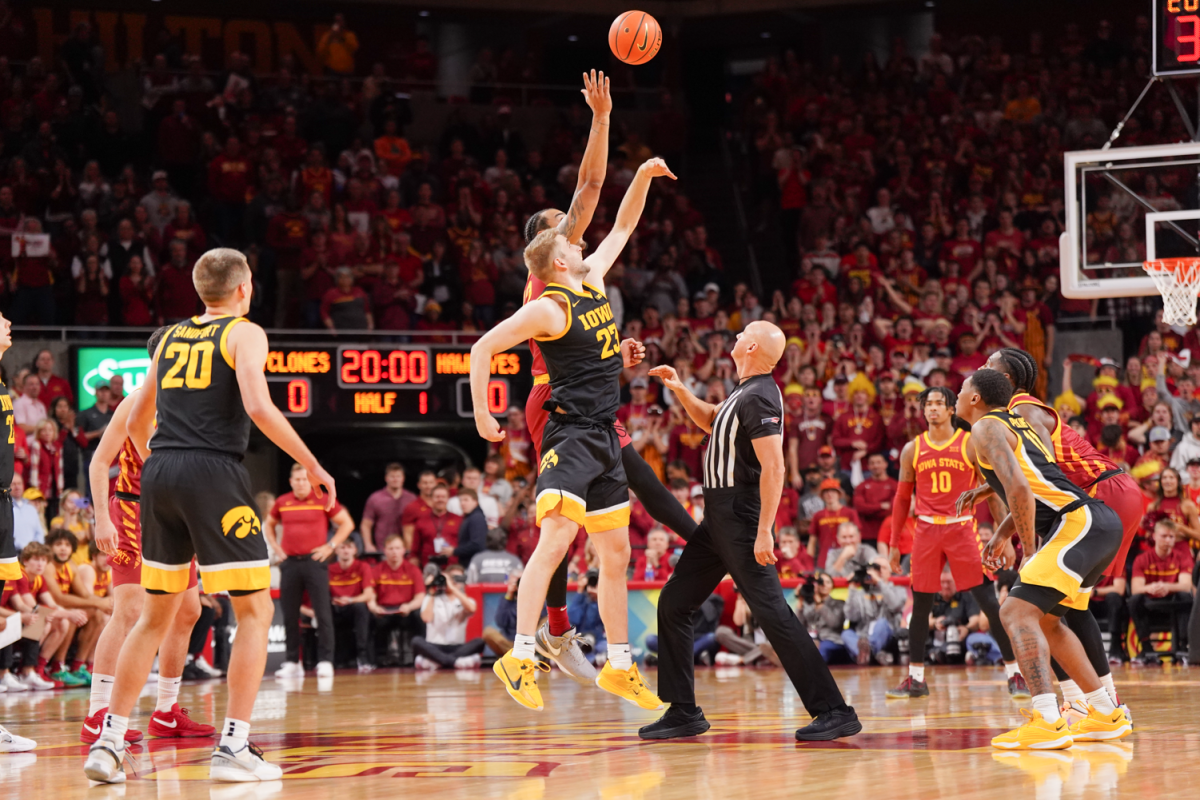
[851,565,876,589]
[799,574,817,603]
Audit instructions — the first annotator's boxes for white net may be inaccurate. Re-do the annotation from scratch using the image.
[1144,259,1200,327]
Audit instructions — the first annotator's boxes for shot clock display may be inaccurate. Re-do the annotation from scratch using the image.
[262,345,531,423]
[1156,0,1200,75]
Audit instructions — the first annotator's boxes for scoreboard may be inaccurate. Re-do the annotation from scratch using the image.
[74,344,533,425]
[1155,0,1200,75]
[264,345,532,423]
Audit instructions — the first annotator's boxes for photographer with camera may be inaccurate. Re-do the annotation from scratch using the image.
[797,571,850,664]
[412,563,486,670]
[823,522,878,579]
[843,558,905,666]
[567,569,607,665]
[926,571,975,665]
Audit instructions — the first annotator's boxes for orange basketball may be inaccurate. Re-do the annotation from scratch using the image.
[609,10,662,66]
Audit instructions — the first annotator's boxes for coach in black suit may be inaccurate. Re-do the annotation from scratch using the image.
[640,321,860,742]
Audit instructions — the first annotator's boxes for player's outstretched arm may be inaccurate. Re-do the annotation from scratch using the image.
[559,69,612,244]
[230,321,337,510]
[972,418,1036,564]
[649,364,717,433]
[470,297,567,441]
[127,339,166,459]
[585,157,676,285]
[89,396,136,556]
[955,435,996,514]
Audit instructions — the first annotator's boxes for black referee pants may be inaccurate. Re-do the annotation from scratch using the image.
[656,488,848,715]
[280,556,334,664]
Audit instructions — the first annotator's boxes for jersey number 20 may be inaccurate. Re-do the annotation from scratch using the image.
[596,324,620,359]
[161,341,215,390]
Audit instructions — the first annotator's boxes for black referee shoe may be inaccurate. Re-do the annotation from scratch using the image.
[795,706,862,742]
[638,705,711,740]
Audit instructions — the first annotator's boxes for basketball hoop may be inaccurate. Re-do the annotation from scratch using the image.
[1143,258,1200,326]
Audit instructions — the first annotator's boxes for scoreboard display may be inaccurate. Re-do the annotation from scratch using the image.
[73,344,533,425]
[1155,0,1200,75]
[263,345,533,424]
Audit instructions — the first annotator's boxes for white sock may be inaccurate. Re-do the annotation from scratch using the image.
[909,665,925,682]
[1100,673,1119,706]
[1032,693,1061,722]
[156,675,182,713]
[1004,662,1021,679]
[220,718,251,751]
[1059,679,1084,705]
[512,634,536,661]
[101,712,129,749]
[89,674,115,717]
[1084,687,1116,714]
[608,643,632,671]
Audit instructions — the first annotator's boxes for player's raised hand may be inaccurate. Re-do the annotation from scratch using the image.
[620,338,646,368]
[307,464,338,511]
[94,517,119,557]
[582,69,612,117]
[648,364,683,391]
[476,412,506,443]
[640,157,677,180]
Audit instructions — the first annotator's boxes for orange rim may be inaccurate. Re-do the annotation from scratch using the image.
[1144,258,1200,282]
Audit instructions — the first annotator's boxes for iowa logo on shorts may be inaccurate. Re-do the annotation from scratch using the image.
[221,506,262,539]
[540,449,559,474]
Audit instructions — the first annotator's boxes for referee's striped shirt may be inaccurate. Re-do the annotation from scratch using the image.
[704,373,785,489]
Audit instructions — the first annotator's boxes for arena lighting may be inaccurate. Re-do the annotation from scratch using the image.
[761,32,771,38]
[568,34,579,41]
[418,9,430,16]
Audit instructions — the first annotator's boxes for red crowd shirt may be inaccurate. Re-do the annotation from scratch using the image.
[37,373,75,407]
[775,550,815,579]
[373,560,425,606]
[853,475,899,542]
[632,555,673,582]
[831,407,885,469]
[401,497,433,534]
[412,510,463,565]
[207,154,252,204]
[270,491,347,556]
[1,574,29,608]
[506,517,539,564]
[810,506,862,568]
[1131,548,1194,585]
[328,559,375,599]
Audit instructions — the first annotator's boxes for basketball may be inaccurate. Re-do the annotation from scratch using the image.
[609,10,662,65]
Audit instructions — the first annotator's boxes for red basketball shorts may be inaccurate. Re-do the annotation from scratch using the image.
[108,495,198,590]
[910,518,984,594]
[1090,472,1143,580]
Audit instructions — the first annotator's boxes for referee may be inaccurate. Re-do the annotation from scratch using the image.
[640,321,861,742]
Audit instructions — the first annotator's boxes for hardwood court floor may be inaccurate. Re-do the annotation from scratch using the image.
[3,664,1198,799]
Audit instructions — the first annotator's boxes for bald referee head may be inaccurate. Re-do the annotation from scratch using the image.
[731,321,786,380]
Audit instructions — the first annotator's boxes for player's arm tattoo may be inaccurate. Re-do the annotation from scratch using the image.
[897,441,916,483]
[971,419,1036,558]
[558,191,584,241]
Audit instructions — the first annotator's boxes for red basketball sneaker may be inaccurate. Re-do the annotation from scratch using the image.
[80,708,144,744]
[148,705,216,738]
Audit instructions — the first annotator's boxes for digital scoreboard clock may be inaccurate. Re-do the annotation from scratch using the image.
[262,345,532,423]
[1155,0,1200,75]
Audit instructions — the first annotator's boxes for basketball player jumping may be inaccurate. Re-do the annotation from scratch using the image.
[521,71,698,683]
[472,157,676,711]
[0,311,36,754]
[85,249,337,783]
[81,326,215,745]
[956,370,1130,750]
[884,386,1027,700]
[958,348,1139,725]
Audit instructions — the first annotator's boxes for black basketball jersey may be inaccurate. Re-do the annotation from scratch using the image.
[150,316,252,457]
[0,382,13,487]
[975,409,1091,536]
[704,373,784,489]
[535,282,623,421]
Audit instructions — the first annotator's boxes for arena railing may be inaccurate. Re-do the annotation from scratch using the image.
[13,325,505,347]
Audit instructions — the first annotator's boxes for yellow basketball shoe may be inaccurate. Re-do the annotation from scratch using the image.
[1068,705,1132,742]
[991,709,1073,750]
[493,651,549,711]
[596,662,663,710]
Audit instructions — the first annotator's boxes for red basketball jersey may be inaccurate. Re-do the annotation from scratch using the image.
[1008,392,1116,488]
[523,275,548,378]
[114,437,143,495]
[911,429,978,518]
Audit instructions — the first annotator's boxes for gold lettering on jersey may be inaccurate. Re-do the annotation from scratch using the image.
[266,350,331,374]
[917,457,968,471]
[0,394,11,412]
[355,391,396,414]
[579,303,614,331]
[172,324,221,340]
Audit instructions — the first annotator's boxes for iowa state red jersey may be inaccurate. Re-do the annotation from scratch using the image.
[912,429,978,518]
[114,437,143,495]
[1008,392,1116,488]
[523,275,548,378]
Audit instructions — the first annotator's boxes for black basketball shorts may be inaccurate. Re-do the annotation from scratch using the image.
[140,449,269,594]
[0,492,18,581]
[534,417,630,534]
